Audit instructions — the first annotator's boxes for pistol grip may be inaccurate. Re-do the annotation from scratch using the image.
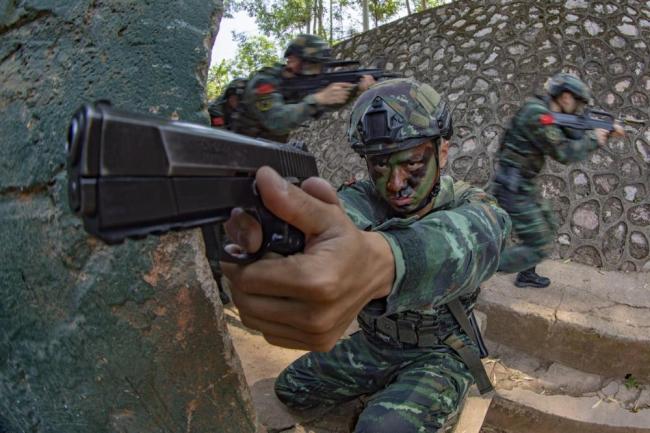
[219,181,305,264]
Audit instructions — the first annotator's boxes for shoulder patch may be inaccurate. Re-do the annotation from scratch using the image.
[256,83,275,95]
[255,99,273,112]
[539,113,555,126]
[211,116,224,127]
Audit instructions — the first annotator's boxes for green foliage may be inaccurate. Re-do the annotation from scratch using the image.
[229,33,281,77]
[367,0,400,27]
[206,59,231,100]
[624,374,641,390]
[228,0,355,45]
[228,0,309,46]
[207,34,281,100]
[415,0,442,12]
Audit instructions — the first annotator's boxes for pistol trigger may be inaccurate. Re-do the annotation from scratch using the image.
[255,200,305,257]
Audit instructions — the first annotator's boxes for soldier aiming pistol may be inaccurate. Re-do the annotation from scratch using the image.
[66,101,318,302]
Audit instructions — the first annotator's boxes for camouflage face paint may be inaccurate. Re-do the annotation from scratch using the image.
[367,140,439,215]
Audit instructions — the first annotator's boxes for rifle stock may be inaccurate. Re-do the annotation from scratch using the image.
[67,101,318,262]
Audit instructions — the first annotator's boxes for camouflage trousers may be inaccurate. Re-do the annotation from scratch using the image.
[274,330,474,433]
[491,181,556,273]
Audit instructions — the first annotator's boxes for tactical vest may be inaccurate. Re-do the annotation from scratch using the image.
[357,288,493,394]
[497,96,550,178]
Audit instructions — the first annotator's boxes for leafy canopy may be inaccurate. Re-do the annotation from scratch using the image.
[207,33,281,100]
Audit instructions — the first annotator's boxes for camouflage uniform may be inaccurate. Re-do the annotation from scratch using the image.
[275,79,511,433]
[232,63,324,142]
[493,74,599,276]
[207,97,228,127]
[208,78,247,130]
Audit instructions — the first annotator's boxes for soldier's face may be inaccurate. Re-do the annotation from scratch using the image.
[367,139,449,215]
[227,94,239,109]
[286,55,302,74]
[558,92,586,114]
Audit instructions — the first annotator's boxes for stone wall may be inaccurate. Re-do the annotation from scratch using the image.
[0,1,257,432]
[296,0,650,271]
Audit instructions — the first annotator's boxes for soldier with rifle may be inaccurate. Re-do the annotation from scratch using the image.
[232,34,377,142]
[208,77,247,130]
[492,72,628,288]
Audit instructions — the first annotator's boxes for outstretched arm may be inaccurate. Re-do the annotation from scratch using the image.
[340,181,511,316]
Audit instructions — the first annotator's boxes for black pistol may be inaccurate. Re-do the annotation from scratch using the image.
[66,101,318,263]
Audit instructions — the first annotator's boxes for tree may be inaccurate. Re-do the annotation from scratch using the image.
[229,0,312,46]
[368,0,400,28]
[361,0,369,31]
[229,33,281,78]
[206,33,281,100]
[206,59,231,100]
[229,0,354,45]
[416,0,441,12]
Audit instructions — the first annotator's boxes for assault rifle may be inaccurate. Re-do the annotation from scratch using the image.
[549,108,646,132]
[66,101,318,264]
[281,63,400,101]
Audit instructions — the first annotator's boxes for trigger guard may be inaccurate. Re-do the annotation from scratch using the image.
[218,181,305,263]
[219,242,265,264]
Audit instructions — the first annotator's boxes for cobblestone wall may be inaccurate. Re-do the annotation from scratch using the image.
[295,0,650,271]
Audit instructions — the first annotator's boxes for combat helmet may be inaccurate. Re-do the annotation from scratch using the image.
[348,78,453,157]
[284,34,332,64]
[546,72,592,103]
[224,77,248,99]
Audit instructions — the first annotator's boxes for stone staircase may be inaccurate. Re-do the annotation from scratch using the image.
[223,259,650,433]
[477,260,650,433]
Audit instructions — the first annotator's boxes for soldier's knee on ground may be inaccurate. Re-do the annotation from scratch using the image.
[274,368,323,410]
[355,407,425,433]
[356,405,457,433]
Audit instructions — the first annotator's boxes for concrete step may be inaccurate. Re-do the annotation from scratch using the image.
[477,259,650,381]
[483,340,650,433]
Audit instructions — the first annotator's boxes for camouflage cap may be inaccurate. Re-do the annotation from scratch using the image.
[284,34,332,63]
[348,78,453,156]
[546,72,592,103]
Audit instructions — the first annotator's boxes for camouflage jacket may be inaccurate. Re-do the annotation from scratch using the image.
[207,97,234,129]
[497,96,599,178]
[232,64,323,143]
[339,175,511,318]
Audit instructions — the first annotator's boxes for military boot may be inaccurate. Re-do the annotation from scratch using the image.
[514,267,551,288]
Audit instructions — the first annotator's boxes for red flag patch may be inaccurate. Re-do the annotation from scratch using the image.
[211,116,224,126]
[256,83,275,95]
[539,113,555,126]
